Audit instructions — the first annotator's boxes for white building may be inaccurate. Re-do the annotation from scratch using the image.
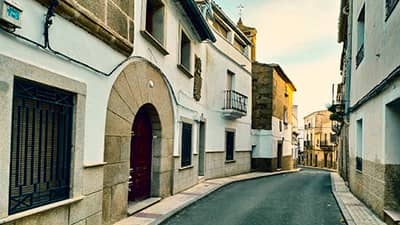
[338,0,400,221]
[0,0,252,224]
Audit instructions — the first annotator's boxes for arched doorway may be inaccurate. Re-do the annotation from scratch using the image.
[129,107,153,201]
[102,59,174,225]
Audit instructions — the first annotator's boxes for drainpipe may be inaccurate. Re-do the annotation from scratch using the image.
[343,0,353,182]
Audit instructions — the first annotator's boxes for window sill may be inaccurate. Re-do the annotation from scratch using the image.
[140,30,169,56]
[179,165,194,171]
[0,196,84,224]
[177,64,193,78]
[225,160,236,164]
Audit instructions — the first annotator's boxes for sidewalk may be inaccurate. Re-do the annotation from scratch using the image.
[114,169,300,225]
[330,173,386,225]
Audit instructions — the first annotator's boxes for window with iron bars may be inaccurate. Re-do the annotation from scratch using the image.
[9,78,74,214]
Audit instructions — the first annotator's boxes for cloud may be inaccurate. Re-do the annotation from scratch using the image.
[215,0,342,126]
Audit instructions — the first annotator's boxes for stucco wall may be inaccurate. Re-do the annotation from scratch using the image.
[350,0,400,105]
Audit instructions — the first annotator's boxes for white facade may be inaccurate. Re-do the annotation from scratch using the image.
[0,0,253,223]
[252,117,293,158]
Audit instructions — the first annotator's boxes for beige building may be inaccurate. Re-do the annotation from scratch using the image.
[251,63,297,172]
[304,110,337,169]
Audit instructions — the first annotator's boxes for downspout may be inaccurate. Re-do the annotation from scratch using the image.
[344,0,353,182]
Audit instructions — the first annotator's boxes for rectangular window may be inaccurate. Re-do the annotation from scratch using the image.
[181,122,192,167]
[386,0,399,19]
[225,131,235,161]
[233,36,246,54]
[145,0,165,44]
[180,30,191,70]
[356,119,363,171]
[213,18,229,38]
[356,5,365,67]
[9,78,74,214]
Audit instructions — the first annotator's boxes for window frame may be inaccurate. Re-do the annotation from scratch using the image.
[180,122,193,168]
[177,28,192,77]
[140,0,169,55]
[386,0,399,20]
[225,130,235,161]
[356,4,365,67]
[355,118,364,172]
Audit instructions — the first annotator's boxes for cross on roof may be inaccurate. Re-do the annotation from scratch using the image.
[238,4,244,18]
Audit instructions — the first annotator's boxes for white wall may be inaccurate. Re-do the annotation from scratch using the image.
[252,116,293,158]
[349,0,400,165]
[0,0,127,165]
[350,0,400,105]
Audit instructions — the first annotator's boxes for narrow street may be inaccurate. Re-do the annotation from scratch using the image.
[161,168,345,225]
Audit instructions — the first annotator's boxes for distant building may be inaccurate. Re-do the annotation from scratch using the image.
[304,110,337,169]
[251,63,297,172]
[292,105,300,165]
[335,0,400,222]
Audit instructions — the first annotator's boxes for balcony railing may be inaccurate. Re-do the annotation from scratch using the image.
[222,90,248,119]
[320,144,334,151]
[356,44,364,67]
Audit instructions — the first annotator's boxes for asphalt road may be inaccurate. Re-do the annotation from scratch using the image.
[161,168,345,225]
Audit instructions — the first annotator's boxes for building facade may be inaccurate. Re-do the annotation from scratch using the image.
[251,63,297,172]
[0,0,253,224]
[304,110,337,169]
[336,0,400,222]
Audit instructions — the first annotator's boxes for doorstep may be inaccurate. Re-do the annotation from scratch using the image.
[384,209,400,225]
[127,197,162,216]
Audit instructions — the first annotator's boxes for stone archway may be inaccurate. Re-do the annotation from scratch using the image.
[102,59,174,225]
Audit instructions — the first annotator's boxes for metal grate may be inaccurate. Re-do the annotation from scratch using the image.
[223,90,248,114]
[9,78,74,214]
[181,123,192,167]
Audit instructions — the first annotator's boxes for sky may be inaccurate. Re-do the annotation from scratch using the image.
[215,0,343,127]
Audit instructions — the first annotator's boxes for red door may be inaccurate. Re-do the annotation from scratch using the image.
[129,109,152,202]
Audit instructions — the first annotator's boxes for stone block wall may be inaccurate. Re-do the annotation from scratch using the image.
[35,0,134,56]
[348,158,386,218]
[252,155,293,172]
[173,156,199,194]
[205,152,251,179]
[252,63,273,130]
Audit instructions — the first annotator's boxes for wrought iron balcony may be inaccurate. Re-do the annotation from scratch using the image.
[356,44,364,67]
[222,90,248,119]
[320,144,334,151]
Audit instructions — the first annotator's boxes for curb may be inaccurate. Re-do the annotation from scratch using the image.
[150,168,301,225]
[330,173,356,225]
[300,165,338,172]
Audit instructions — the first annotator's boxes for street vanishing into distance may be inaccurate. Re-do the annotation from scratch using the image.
[161,168,345,225]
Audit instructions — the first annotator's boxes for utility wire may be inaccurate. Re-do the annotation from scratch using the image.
[0,0,133,77]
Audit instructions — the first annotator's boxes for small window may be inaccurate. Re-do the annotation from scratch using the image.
[213,18,229,38]
[181,122,192,167]
[180,30,191,70]
[225,131,235,161]
[9,78,74,214]
[386,0,399,19]
[145,0,165,44]
[356,119,363,171]
[283,107,288,125]
[233,36,246,54]
[356,5,365,67]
